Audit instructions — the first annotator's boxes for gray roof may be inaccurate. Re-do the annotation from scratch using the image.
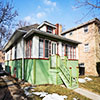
[19,24,39,31]
[62,18,100,35]
[4,30,26,51]
[4,22,81,51]
[24,28,81,44]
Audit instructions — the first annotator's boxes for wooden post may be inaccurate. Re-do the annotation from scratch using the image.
[76,66,79,85]
[56,55,58,85]
[69,67,72,87]
[33,59,36,84]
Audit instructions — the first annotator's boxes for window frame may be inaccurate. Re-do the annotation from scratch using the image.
[47,26,53,33]
[84,43,89,52]
[39,38,44,58]
[63,44,76,60]
[84,25,88,33]
[26,39,32,58]
[69,32,73,36]
[51,42,57,55]
[45,40,49,58]
[39,38,49,58]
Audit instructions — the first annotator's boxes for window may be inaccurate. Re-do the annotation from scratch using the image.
[65,45,68,56]
[67,46,70,59]
[98,27,100,34]
[99,43,100,49]
[45,40,49,58]
[84,26,88,32]
[73,47,76,59]
[52,42,56,55]
[66,46,76,59]
[62,44,65,56]
[84,44,89,52]
[69,32,73,36]
[15,45,17,59]
[10,48,12,60]
[39,39,43,58]
[39,39,49,58]
[47,26,53,33]
[26,39,32,58]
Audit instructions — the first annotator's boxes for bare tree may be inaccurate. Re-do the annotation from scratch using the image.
[0,1,18,49]
[74,0,100,22]
[16,20,30,28]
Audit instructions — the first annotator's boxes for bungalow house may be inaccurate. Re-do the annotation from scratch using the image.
[4,21,80,89]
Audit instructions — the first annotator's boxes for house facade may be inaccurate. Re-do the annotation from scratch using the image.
[62,18,100,76]
[4,21,80,88]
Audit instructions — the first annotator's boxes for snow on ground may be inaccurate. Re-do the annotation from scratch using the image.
[78,77,92,83]
[84,77,92,81]
[42,93,67,100]
[78,78,86,83]
[23,86,67,100]
[32,92,48,97]
[23,86,81,100]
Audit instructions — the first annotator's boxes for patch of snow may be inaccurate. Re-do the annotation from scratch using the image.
[32,92,48,97]
[42,93,67,100]
[24,86,30,91]
[31,88,34,91]
[78,77,92,83]
[78,78,86,83]
[84,77,92,81]
[23,86,67,100]
[24,90,31,96]
[73,98,77,100]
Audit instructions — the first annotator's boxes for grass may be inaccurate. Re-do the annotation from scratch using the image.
[34,84,91,100]
[79,76,100,95]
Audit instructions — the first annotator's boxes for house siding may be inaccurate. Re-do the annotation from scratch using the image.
[63,23,99,76]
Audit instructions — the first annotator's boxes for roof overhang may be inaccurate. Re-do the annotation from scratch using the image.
[3,30,26,51]
[61,18,100,35]
[24,29,81,44]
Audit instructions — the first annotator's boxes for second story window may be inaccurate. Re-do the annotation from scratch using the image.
[69,32,73,36]
[84,25,88,33]
[84,44,89,52]
[47,26,53,33]
[99,43,100,49]
[98,27,100,34]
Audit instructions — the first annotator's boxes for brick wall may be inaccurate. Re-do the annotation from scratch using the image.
[64,23,99,76]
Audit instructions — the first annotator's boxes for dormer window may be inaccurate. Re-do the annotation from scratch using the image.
[47,26,53,33]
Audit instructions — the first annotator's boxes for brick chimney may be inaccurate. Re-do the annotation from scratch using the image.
[55,24,62,36]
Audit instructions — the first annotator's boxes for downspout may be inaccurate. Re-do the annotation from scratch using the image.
[22,38,24,80]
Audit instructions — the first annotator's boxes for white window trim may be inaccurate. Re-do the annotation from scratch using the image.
[84,26,88,33]
[51,42,57,55]
[84,44,89,52]
[45,39,49,58]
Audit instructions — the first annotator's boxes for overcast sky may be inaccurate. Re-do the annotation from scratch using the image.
[4,0,99,31]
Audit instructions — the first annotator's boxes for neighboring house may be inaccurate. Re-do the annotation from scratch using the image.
[4,21,80,89]
[0,50,5,70]
[61,18,100,76]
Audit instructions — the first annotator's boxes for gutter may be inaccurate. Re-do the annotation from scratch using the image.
[24,28,81,44]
